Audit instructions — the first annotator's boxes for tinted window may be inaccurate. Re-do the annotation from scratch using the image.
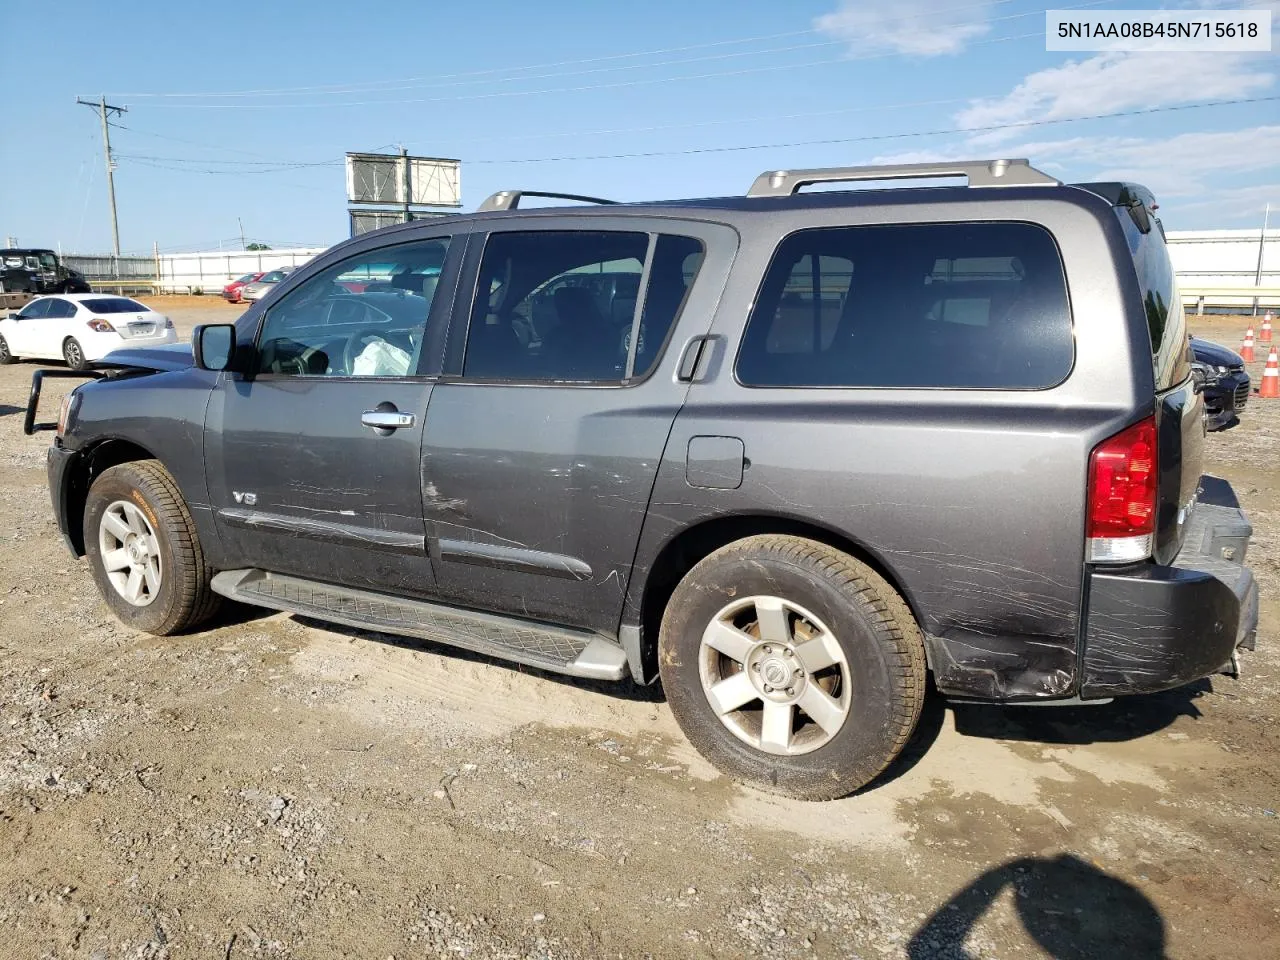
[256,237,449,377]
[463,231,703,382]
[635,235,705,378]
[46,299,77,319]
[81,297,147,314]
[737,222,1073,389]
[18,299,51,319]
[1115,208,1190,391]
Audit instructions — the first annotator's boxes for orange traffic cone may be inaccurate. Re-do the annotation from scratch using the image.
[1241,328,1256,362]
[1261,314,1273,343]
[1260,346,1280,398]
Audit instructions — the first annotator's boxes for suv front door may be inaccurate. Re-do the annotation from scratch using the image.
[421,220,735,634]
[205,232,461,596]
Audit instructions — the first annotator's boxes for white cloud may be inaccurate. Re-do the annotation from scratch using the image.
[956,51,1275,136]
[1171,182,1278,222]
[814,0,994,57]
[1000,127,1280,196]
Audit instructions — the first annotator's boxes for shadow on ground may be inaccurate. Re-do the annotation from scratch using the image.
[0,403,23,418]
[950,680,1211,745]
[908,854,1167,959]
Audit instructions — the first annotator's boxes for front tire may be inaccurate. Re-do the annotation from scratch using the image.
[63,337,88,370]
[659,535,926,800]
[0,333,13,364]
[84,460,221,635]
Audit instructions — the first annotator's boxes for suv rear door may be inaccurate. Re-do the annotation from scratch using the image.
[420,218,736,634]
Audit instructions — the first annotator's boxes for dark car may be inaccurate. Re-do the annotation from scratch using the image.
[27,160,1258,801]
[1191,336,1249,431]
[1,248,92,294]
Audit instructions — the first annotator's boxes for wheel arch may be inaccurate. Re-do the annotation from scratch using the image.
[633,513,927,684]
[63,437,161,555]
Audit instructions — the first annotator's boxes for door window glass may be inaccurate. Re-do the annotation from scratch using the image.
[255,237,450,377]
[737,222,1073,390]
[18,299,51,319]
[463,230,705,382]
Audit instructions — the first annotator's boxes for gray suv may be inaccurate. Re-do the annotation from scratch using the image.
[27,160,1258,800]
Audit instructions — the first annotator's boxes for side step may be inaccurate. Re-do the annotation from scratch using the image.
[210,569,629,681]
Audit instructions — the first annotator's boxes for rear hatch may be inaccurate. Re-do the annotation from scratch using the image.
[1092,184,1204,563]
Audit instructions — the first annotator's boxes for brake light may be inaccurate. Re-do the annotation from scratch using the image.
[1087,417,1157,563]
[86,319,115,333]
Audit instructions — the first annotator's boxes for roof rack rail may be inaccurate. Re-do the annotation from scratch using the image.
[477,190,619,213]
[746,159,1059,197]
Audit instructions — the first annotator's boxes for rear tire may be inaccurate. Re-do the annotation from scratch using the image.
[84,460,221,635]
[658,535,926,800]
[0,334,13,364]
[63,337,88,370]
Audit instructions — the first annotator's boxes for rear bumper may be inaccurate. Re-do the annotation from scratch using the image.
[1080,477,1258,698]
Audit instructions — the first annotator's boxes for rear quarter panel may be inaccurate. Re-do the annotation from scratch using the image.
[627,190,1157,700]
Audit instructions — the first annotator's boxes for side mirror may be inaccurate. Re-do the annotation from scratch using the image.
[7,312,19,320]
[193,324,237,371]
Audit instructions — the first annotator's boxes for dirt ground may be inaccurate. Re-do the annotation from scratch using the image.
[1,299,1278,959]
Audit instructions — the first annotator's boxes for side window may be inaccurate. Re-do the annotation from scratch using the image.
[737,222,1073,390]
[463,230,705,383]
[1116,207,1189,391]
[255,237,450,377]
[48,300,76,319]
[17,299,50,319]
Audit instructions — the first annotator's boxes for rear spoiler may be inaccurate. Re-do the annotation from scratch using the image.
[1072,181,1162,235]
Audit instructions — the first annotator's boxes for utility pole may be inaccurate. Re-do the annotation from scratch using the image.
[77,96,127,256]
[238,217,247,251]
[1254,203,1271,317]
[400,145,411,226]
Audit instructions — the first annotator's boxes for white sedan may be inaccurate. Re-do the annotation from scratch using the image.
[0,294,177,370]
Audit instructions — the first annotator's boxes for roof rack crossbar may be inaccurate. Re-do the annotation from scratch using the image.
[477,190,619,213]
[747,159,1059,197]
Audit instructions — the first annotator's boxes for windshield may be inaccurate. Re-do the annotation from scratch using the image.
[236,273,258,283]
[39,253,58,269]
[81,297,149,314]
[261,271,286,282]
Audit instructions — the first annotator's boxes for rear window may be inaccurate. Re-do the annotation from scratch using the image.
[1114,208,1190,391]
[736,222,1073,389]
[81,297,148,314]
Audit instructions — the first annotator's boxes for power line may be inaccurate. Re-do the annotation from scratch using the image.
[464,95,1280,165]
[127,30,1051,110]
[108,0,1024,99]
[109,95,1277,175]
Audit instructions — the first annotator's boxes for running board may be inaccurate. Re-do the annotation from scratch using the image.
[210,569,629,681]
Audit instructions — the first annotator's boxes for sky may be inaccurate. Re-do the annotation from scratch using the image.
[0,0,1275,255]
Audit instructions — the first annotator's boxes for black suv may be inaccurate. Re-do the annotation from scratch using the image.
[28,160,1258,800]
[1,248,91,294]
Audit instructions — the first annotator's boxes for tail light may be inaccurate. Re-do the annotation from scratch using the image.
[86,319,115,333]
[1087,417,1157,563]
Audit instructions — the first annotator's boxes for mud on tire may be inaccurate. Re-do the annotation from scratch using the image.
[658,534,926,801]
[84,460,221,635]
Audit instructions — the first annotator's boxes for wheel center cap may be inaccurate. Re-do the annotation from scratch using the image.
[761,658,790,688]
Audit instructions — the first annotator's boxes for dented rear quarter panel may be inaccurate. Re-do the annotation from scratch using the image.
[625,187,1159,700]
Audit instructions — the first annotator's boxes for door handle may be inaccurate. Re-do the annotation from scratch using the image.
[361,410,415,430]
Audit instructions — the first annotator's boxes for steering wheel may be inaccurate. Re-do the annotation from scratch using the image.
[342,328,415,374]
